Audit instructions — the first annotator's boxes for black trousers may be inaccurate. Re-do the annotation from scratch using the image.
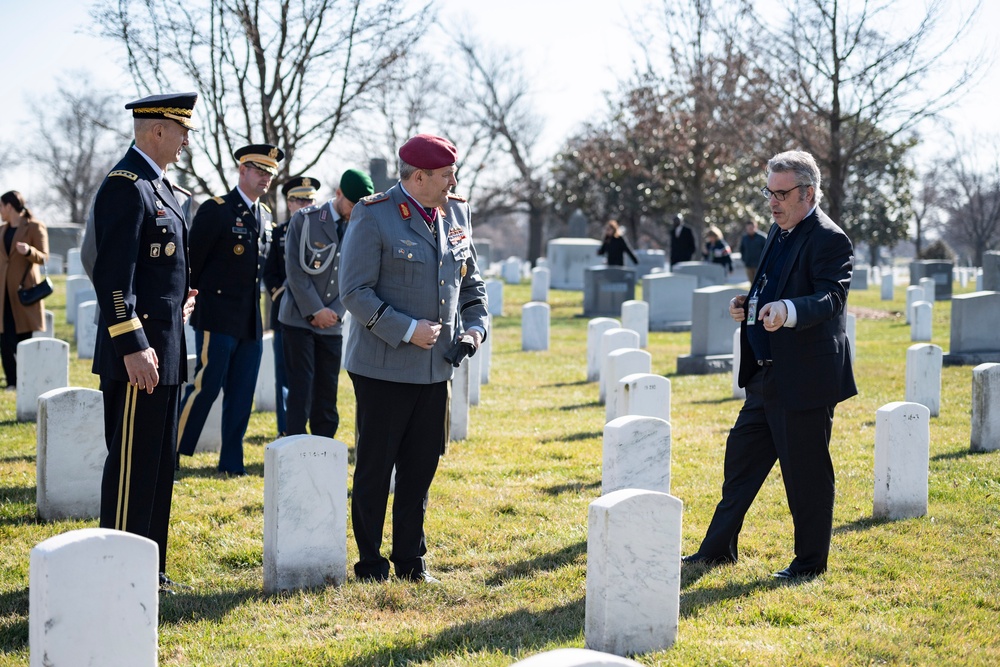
[1,297,31,387]
[349,373,448,579]
[697,366,836,574]
[99,379,180,573]
[281,325,342,438]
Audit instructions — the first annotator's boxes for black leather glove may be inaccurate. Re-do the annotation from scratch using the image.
[443,334,477,367]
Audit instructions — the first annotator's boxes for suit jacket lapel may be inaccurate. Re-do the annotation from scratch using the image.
[775,210,818,296]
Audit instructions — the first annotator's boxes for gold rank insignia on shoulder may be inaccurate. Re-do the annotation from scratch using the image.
[234,244,245,255]
[399,202,411,220]
[361,192,389,205]
[150,243,161,258]
[165,242,176,256]
[109,170,138,181]
[212,196,225,204]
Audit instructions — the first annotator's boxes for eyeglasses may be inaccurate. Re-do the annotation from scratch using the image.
[760,184,807,201]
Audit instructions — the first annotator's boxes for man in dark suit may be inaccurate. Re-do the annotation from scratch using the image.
[683,150,856,579]
[340,134,489,583]
[92,92,199,591]
[669,213,696,267]
[176,143,283,475]
[263,175,320,437]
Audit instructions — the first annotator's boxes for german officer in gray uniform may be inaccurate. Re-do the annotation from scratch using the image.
[92,92,199,590]
[177,143,283,475]
[340,134,489,583]
[279,168,373,438]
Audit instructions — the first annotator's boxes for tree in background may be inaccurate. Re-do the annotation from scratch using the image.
[755,0,983,227]
[92,0,426,209]
[23,78,128,226]
[938,142,1000,266]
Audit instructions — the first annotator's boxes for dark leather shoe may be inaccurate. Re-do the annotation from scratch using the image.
[398,570,440,584]
[773,567,823,580]
[159,572,191,593]
[356,571,389,583]
[682,553,733,565]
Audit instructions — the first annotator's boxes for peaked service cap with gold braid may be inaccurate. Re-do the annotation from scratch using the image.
[235,144,285,176]
[281,175,321,200]
[125,92,199,131]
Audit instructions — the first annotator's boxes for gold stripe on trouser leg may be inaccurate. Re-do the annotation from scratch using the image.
[177,330,210,448]
[115,383,139,530]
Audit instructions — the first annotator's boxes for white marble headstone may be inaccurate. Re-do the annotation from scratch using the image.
[64,275,93,325]
[184,354,223,453]
[620,300,649,348]
[263,435,348,593]
[486,279,504,317]
[905,344,942,417]
[911,301,932,342]
[587,318,620,382]
[847,312,856,363]
[880,272,894,301]
[36,388,106,521]
[603,349,651,419]
[971,362,1000,452]
[16,338,70,422]
[66,248,84,277]
[531,266,551,303]
[689,285,745,356]
[905,286,924,324]
[602,415,671,495]
[586,489,681,655]
[480,333,492,385]
[873,401,930,520]
[643,273,698,331]
[451,356,471,441]
[918,276,936,303]
[30,528,158,667]
[254,330,277,411]
[469,348,482,406]
[598,328,639,402]
[616,372,670,424]
[75,301,99,359]
[32,310,55,339]
[522,302,550,351]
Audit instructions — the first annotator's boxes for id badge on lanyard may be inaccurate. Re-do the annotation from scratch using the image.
[747,275,767,325]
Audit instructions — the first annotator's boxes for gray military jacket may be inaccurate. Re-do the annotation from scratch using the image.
[339,182,489,385]
[278,200,345,335]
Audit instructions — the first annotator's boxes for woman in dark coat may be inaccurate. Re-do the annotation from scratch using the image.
[597,219,638,266]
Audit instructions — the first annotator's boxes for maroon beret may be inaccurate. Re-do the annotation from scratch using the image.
[399,134,458,170]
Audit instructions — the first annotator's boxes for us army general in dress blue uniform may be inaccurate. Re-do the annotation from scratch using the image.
[92,92,199,586]
[176,144,283,475]
[340,134,489,583]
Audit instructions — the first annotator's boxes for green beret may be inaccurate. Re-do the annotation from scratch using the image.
[340,169,375,204]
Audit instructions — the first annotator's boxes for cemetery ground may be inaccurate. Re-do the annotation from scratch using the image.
[1,277,998,666]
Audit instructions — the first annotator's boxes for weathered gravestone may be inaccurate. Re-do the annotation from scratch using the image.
[32,309,55,339]
[880,272,894,301]
[676,285,744,375]
[451,357,471,441]
[918,277,937,305]
[587,318,620,382]
[905,285,924,325]
[906,344,942,417]
[510,648,645,667]
[911,301,933,342]
[604,348,651,419]
[874,402,930,520]
[671,261,725,287]
[910,259,952,300]
[547,238,603,290]
[531,266,551,303]
[853,266,869,290]
[620,300,648,348]
[17,338,69,422]
[602,416,671,495]
[615,373,670,424]
[583,267,637,318]
[586,489,681,655]
[486,279,504,317]
[643,273,698,332]
[598,328,640,403]
[76,300,99,359]
[522,302,550,351]
[633,249,667,279]
[971,363,1000,452]
[64,275,93,325]
[36,388,105,521]
[944,291,1000,365]
[263,435,348,593]
[254,330,277,412]
[30,528,158,667]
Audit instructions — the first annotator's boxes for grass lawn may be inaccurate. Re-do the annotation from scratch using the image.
[0,275,998,666]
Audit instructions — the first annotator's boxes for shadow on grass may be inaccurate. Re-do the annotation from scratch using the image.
[541,431,602,444]
[558,402,601,410]
[930,448,991,462]
[340,598,585,667]
[833,515,894,535]
[0,453,33,464]
[175,461,264,479]
[540,480,601,497]
[485,540,586,587]
[0,586,29,653]
[690,395,742,405]
[159,587,262,625]
[0,486,38,526]
[680,575,783,617]
[547,380,589,388]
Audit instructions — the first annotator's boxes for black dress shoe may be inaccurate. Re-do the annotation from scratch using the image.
[772,567,823,580]
[397,570,440,584]
[159,572,192,593]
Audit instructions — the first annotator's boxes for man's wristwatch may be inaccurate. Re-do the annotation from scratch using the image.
[305,314,316,323]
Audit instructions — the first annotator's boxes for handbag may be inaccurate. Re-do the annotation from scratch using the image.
[17,263,54,306]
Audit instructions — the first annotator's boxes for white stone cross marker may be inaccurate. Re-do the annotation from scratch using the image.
[264,435,348,593]
[30,528,158,667]
[586,489,681,655]
[602,415,671,495]
[620,300,649,348]
[36,388,106,521]
[906,344,942,417]
[971,362,1000,452]
[17,338,69,422]
[873,402,930,520]
[522,302,550,351]
[587,318,620,382]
